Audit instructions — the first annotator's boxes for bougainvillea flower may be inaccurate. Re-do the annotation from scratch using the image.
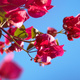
[27,0,53,18]
[0,0,27,12]
[38,45,64,58]
[46,0,53,10]
[0,61,22,79]
[47,27,57,37]
[34,0,53,10]
[34,55,51,66]
[34,34,56,49]
[5,8,29,28]
[7,0,27,6]
[34,34,64,66]
[25,26,33,40]
[0,53,22,79]
[5,27,17,45]
[25,0,34,8]
[8,41,24,52]
[5,41,24,53]
[34,0,48,6]
[34,45,64,66]
[63,14,80,41]
[28,5,47,18]
[0,0,9,4]
[0,41,5,54]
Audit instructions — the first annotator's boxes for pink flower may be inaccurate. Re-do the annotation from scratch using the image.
[47,27,57,37]
[7,41,24,52]
[7,0,27,6]
[34,55,51,66]
[37,45,64,58]
[34,34,56,49]
[34,34,64,66]
[6,8,29,28]
[27,0,53,18]
[0,61,22,79]
[34,0,49,6]
[0,53,22,79]
[0,0,27,12]
[63,14,80,41]
[0,41,5,54]
[0,0,9,4]
[25,0,34,8]
[35,0,53,9]
[5,27,17,45]
[25,26,33,40]
[28,5,47,18]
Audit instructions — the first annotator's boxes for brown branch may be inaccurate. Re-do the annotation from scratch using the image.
[2,33,12,42]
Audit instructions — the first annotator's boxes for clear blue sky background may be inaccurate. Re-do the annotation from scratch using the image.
[0,0,80,80]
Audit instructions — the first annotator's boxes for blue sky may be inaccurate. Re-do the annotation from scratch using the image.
[0,0,80,80]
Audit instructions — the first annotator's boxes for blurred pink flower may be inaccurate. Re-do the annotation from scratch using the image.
[0,53,23,79]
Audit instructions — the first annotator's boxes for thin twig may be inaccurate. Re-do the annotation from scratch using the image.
[2,33,12,42]
[12,36,35,43]
[28,46,36,52]
[29,50,37,53]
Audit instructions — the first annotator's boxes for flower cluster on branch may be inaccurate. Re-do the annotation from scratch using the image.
[0,0,80,79]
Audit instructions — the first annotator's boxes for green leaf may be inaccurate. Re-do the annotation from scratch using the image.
[0,8,6,16]
[0,16,4,22]
[14,25,28,39]
[31,28,43,39]
[27,42,35,50]
[55,39,59,45]
[31,28,36,39]
[0,8,7,22]
[20,25,25,30]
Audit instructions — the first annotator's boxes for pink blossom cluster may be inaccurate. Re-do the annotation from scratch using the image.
[0,0,80,68]
[1,0,79,79]
[0,0,59,65]
[0,0,53,28]
[63,14,80,41]
[34,34,64,66]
